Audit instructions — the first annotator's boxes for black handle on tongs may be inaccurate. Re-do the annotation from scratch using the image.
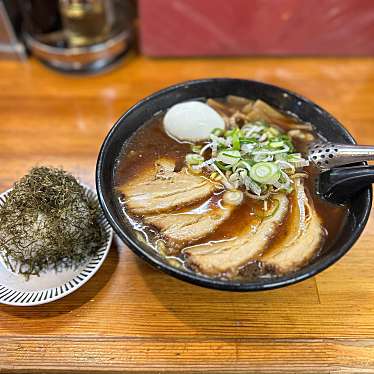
[317,165,374,203]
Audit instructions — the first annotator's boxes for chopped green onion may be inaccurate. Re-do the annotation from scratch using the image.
[275,153,288,161]
[233,160,251,172]
[191,145,202,153]
[224,129,233,137]
[232,132,241,150]
[293,160,309,168]
[184,114,309,198]
[250,162,280,184]
[214,161,232,171]
[269,141,284,148]
[221,150,241,158]
[212,128,224,136]
[268,127,280,136]
[244,176,262,195]
[239,137,257,144]
[217,150,241,165]
[186,153,204,165]
[279,134,294,152]
[253,153,273,163]
[287,153,302,161]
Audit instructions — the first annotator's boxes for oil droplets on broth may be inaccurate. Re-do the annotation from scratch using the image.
[115,96,348,280]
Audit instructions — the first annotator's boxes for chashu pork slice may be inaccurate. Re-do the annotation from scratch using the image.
[261,179,324,273]
[145,191,243,249]
[120,158,217,215]
[184,193,289,277]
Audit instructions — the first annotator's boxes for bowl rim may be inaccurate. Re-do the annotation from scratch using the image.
[96,78,372,291]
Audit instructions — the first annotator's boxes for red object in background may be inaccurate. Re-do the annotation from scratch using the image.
[139,0,374,56]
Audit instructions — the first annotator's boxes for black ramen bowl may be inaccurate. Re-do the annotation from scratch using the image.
[96,78,372,291]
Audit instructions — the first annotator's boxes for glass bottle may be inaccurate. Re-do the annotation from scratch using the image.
[59,0,114,47]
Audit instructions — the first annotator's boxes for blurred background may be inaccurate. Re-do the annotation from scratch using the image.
[0,0,373,73]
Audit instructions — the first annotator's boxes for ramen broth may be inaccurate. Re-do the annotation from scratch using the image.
[115,97,348,280]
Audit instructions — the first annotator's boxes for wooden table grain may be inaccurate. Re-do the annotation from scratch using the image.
[1,56,374,373]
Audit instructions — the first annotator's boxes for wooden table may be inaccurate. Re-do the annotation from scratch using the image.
[1,56,374,373]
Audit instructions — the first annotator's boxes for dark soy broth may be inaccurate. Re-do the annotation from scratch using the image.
[115,98,348,280]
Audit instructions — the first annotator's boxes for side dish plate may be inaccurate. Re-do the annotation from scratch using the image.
[0,186,113,306]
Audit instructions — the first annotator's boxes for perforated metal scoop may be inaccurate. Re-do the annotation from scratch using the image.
[308,142,374,203]
[308,142,374,171]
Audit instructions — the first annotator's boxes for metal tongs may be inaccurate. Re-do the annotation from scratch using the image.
[308,142,374,203]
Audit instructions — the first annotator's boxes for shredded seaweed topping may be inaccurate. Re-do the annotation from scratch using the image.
[0,166,105,278]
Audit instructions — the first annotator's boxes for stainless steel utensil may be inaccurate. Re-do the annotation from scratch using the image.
[308,142,374,171]
[308,142,374,203]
